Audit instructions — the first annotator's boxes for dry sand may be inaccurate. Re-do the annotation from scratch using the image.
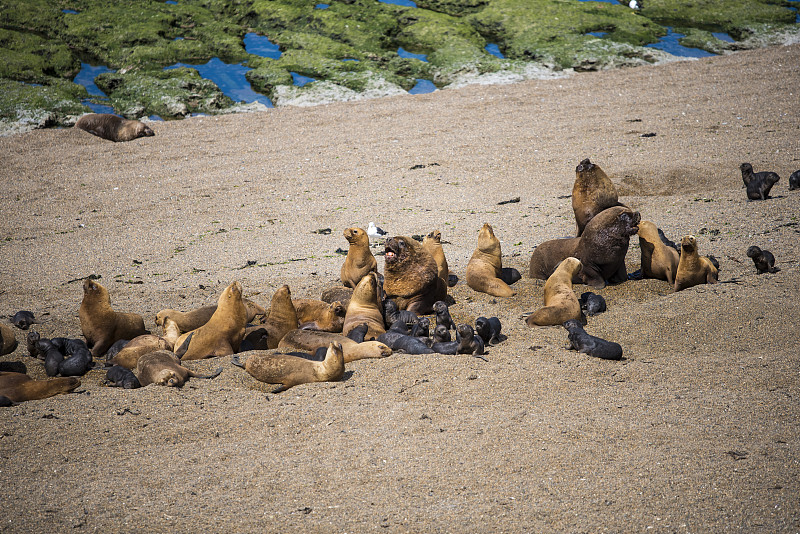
[1,44,799,532]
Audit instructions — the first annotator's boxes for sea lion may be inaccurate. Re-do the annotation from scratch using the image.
[526,257,584,327]
[377,320,434,355]
[346,323,369,343]
[240,327,270,352]
[108,333,174,370]
[135,350,222,387]
[529,206,640,288]
[49,338,93,377]
[578,292,607,316]
[232,342,345,393]
[75,113,155,142]
[746,246,780,274]
[340,227,378,289]
[475,316,502,345]
[155,298,265,331]
[0,372,80,403]
[563,320,622,360]
[422,230,453,287]
[258,285,298,349]
[432,324,451,343]
[383,299,418,331]
[79,279,148,358]
[638,220,680,284]
[105,365,141,389]
[455,324,487,360]
[342,272,386,340]
[1,324,17,356]
[740,163,780,200]
[278,329,392,363]
[466,223,518,298]
[674,235,719,291]
[383,235,447,314]
[572,158,624,236]
[104,338,130,361]
[174,281,247,360]
[10,311,36,330]
[789,170,800,191]
[293,299,346,332]
[320,286,353,310]
[433,301,456,332]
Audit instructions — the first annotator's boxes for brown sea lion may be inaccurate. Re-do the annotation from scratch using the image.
[572,158,624,236]
[155,298,265,331]
[233,342,345,393]
[135,350,222,387]
[75,113,155,142]
[174,281,247,360]
[293,299,346,332]
[0,372,80,403]
[466,223,517,298]
[674,235,719,291]
[342,272,386,340]
[340,227,378,289]
[422,229,450,287]
[638,220,680,285]
[108,317,180,369]
[529,206,640,288]
[278,329,392,363]
[383,235,447,315]
[79,279,148,358]
[260,285,298,349]
[526,257,584,327]
[1,324,18,356]
[320,286,353,310]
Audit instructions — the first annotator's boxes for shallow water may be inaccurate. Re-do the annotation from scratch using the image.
[645,27,716,58]
[712,32,735,43]
[398,47,428,62]
[164,58,274,107]
[379,0,417,6]
[485,43,505,59]
[291,72,316,87]
[243,33,282,60]
[73,63,117,114]
[408,79,436,94]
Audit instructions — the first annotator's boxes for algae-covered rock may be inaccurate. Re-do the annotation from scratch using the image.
[0,29,80,82]
[0,79,89,135]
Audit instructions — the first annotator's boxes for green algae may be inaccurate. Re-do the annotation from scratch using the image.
[0,78,89,133]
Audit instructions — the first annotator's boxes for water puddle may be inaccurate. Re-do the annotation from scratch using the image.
[72,63,117,113]
[379,0,417,6]
[398,47,428,62]
[586,31,608,38]
[315,3,330,8]
[290,72,316,87]
[243,33,282,59]
[485,43,505,59]
[62,9,79,14]
[409,79,436,94]
[711,32,735,43]
[646,27,716,58]
[164,58,273,107]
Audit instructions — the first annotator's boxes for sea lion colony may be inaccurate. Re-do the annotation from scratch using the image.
[1,157,794,403]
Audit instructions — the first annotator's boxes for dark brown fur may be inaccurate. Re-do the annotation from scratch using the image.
[0,372,80,403]
[75,113,154,142]
[572,158,624,236]
[383,236,447,315]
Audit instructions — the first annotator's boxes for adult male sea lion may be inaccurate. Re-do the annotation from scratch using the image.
[232,342,345,393]
[572,158,624,236]
[0,372,80,403]
[135,350,222,387]
[383,236,447,315]
[526,257,584,327]
[279,329,391,363]
[340,227,378,289]
[342,272,386,340]
[293,299,345,332]
[638,220,680,284]
[674,235,719,291]
[1,324,17,355]
[466,223,518,298]
[79,279,148,358]
[75,113,155,142]
[174,281,247,360]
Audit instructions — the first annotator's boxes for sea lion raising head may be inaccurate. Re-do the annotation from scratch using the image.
[526,257,584,327]
[466,223,519,298]
[79,279,148,358]
[572,158,624,236]
[341,227,378,289]
[740,163,780,201]
[674,235,719,291]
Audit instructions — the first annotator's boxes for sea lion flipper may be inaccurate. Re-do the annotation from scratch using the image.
[271,385,288,394]
[189,366,223,380]
[174,332,194,359]
[231,355,245,368]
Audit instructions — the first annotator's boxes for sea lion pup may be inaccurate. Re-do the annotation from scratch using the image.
[10,311,36,330]
[578,292,607,316]
[346,323,369,343]
[529,206,640,288]
[526,257,584,327]
[279,329,391,363]
[49,338,93,377]
[789,170,800,191]
[466,223,518,298]
[383,299,418,331]
[79,279,148,359]
[1,324,18,355]
[258,285,299,349]
[383,235,447,314]
[293,299,346,332]
[155,298,265,331]
[0,372,80,403]
[135,350,222,387]
[432,324,451,343]
[105,365,141,389]
[455,324,487,360]
[342,273,386,340]
[240,327,270,352]
[638,220,680,284]
[340,227,378,289]
[232,342,345,393]
[746,246,780,274]
[563,320,622,361]
[75,113,155,142]
[674,235,719,291]
[572,158,624,236]
[377,320,434,355]
[174,281,248,360]
[423,229,457,287]
[740,163,780,200]
[475,316,502,345]
[433,301,456,332]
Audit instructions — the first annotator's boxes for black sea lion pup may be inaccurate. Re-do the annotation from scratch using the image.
[578,292,606,316]
[746,246,779,274]
[26,331,40,358]
[563,320,622,361]
[79,279,148,358]
[377,320,434,355]
[346,323,369,343]
[136,350,222,387]
[674,235,719,291]
[75,113,154,142]
[432,324,451,343]
[455,324,487,361]
[740,163,780,200]
[0,372,80,403]
[475,316,502,345]
[341,227,378,289]
[51,337,93,377]
[233,342,345,393]
[433,301,456,332]
[239,327,270,352]
[1,324,18,356]
[384,235,447,314]
[10,311,36,330]
[572,158,624,236]
[105,365,141,389]
[383,299,417,331]
[789,170,800,191]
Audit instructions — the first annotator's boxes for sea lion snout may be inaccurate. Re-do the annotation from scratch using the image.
[576,158,594,173]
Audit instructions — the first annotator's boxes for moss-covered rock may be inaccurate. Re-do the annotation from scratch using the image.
[640,0,796,34]
[0,29,80,82]
[0,78,89,134]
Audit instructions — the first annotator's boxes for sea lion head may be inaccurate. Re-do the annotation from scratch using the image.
[352,272,379,302]
[82,278,108,302]
[57,377,82,394]
[457,323,475,340]
[425,229,442,243]
[344,227,368,246]
[740,163,753,173]
[681,235,697,254]
[432,301,447,315]
[154,369,181,387]
[219,280,243,306]
[746,245,762,259]
[561,256,583,277]
[617,209,640,237]
[137,123,155,138]
[477,223,501,255]
[331,301,346,317]
[562,319,582,333]
[384,236,412,266]
[576,158,595,174]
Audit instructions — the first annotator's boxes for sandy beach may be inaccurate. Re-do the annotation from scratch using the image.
[1,43,799,532]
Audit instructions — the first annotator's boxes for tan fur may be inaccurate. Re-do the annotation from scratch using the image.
[1,324,18,356]
[572,158,622,236]
[239,342,345,392]
[383,236,447,314]
[0,372,80,403]
[342,272,386,340]
[466,223,516,297]
[526,257,584,326]
[155,298,264,331]
[75,113,155,142]
[638,221,680,285]
[292,299,346,332]
[135,350,191,387]
[174,281,247,360]
[108,333,174,370]
[79,279,148,358]
[257,285,299,349]
[422,229,449,286]
[279,329,392,363]
[675,235,719,291]
[341,227,378,288]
